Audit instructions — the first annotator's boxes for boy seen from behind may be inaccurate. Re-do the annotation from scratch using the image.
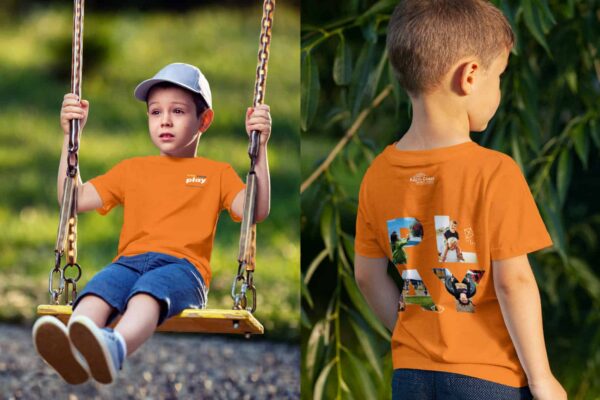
[354,1,567,399]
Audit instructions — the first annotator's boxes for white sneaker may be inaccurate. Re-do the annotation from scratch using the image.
[68,315,125,385]
[32,316,89,385]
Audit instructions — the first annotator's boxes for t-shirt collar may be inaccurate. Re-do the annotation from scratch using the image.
[383,140,479,166]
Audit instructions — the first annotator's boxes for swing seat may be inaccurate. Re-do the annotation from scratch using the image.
[37,305,264,336]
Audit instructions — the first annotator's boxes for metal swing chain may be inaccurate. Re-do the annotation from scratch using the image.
[50,0,84,305]
[232,0,275,313]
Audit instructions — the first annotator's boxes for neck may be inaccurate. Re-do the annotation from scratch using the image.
[160,135,200,158]
[397,91,472,151]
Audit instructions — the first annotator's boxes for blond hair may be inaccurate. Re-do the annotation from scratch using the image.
[387,0,514,95]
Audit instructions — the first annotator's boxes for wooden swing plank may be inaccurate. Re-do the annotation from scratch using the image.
[37,305,264,335]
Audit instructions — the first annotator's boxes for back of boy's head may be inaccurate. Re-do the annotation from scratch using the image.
[387,0,514,96]
[147,82,209,118]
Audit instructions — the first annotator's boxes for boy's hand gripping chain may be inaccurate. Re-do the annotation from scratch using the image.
[232,0,275,313]
[50,0,84,305]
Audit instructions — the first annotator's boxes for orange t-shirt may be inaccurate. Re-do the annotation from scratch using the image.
[355,141,552,387]
[89,156,245,287]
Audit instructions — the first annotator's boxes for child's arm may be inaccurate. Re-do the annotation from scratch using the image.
[231,104,271,222]
[58,93,103,212]
[354,254,400,332]
[493,255,567,400]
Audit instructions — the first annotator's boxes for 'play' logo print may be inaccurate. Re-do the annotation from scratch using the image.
[185,175,207,187]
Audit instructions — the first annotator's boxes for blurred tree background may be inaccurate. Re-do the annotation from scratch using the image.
[0,1,300,341]
[301,0,599,399]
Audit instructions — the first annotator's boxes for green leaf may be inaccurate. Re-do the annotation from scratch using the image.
[301,277,314,308]
[521,0,552,56]
[342,347,379,400]
[537,184,567,259]
[338,244,353,274]
[570,257,600,300]
[565,68,578,94]
[589,119,600,149]
[320,203,338,261]
[333,35,352,86]
[341,232,356,264]
[533,0,557,30]
[313,358,336,400]
[569,223,598,253]
[349,41,376,117]
[347,307,384,380]
[301,51,321,131]
[364,49,389,102]
[387,62,404,114]
[519,110,541,152]
[360,0,399,20]
[306,319,327,385]
[510,131,525,172]
[301,307,312,329]
[323,294,336,347]
[499,1,519,55]
[305,248,329,284]
[324,107,351,130]
[571,123,589,169]
[556,147,572,207]
[361,17,379,44]
[342,271,391,341]
[340,376,352,397]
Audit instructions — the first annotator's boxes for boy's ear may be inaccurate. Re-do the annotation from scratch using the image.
[198,109,214,133]
[458,60,479,95]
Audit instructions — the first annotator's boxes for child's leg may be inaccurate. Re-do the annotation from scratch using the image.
[441,243,450,261]
[67,294,159,385]
[114,293,160,356]
[108,253,207,353]
[455,245,465,261]
[71,294,114,327]
[65,256,145,384]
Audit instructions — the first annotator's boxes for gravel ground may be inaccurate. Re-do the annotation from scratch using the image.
[0,323,300,399]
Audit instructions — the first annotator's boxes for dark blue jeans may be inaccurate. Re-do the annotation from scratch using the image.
[392,369,533,400]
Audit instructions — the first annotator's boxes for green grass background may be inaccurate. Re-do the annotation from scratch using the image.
[0,4,300,341]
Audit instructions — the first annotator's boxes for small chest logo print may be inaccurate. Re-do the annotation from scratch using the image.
[410,172,435,185]
[185,175,207,187]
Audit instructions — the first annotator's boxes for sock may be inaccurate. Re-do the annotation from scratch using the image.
[112,329,128,360]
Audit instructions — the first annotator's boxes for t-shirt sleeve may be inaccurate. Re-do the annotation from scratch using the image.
[355,174,387,258]
[487,157,553,260]
[88,160,128,216]
[220,164,246,222]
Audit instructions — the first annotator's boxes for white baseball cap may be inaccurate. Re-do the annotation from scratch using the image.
[134,63,212,109]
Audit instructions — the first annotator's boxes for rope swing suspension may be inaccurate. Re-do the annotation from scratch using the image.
[37,0,276,337]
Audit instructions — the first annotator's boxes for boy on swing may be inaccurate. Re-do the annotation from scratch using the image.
[32,62,272,385]
[354,1,566,399]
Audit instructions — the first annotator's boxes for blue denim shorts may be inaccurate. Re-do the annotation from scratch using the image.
[392,369,533,400]
[72,252,207,326]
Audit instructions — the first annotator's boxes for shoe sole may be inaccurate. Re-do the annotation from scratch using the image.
[32,316,89,385]
[69,317,116,385]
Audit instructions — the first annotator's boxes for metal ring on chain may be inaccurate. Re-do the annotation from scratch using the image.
[49,267,65,303]
[63,262,82,283]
